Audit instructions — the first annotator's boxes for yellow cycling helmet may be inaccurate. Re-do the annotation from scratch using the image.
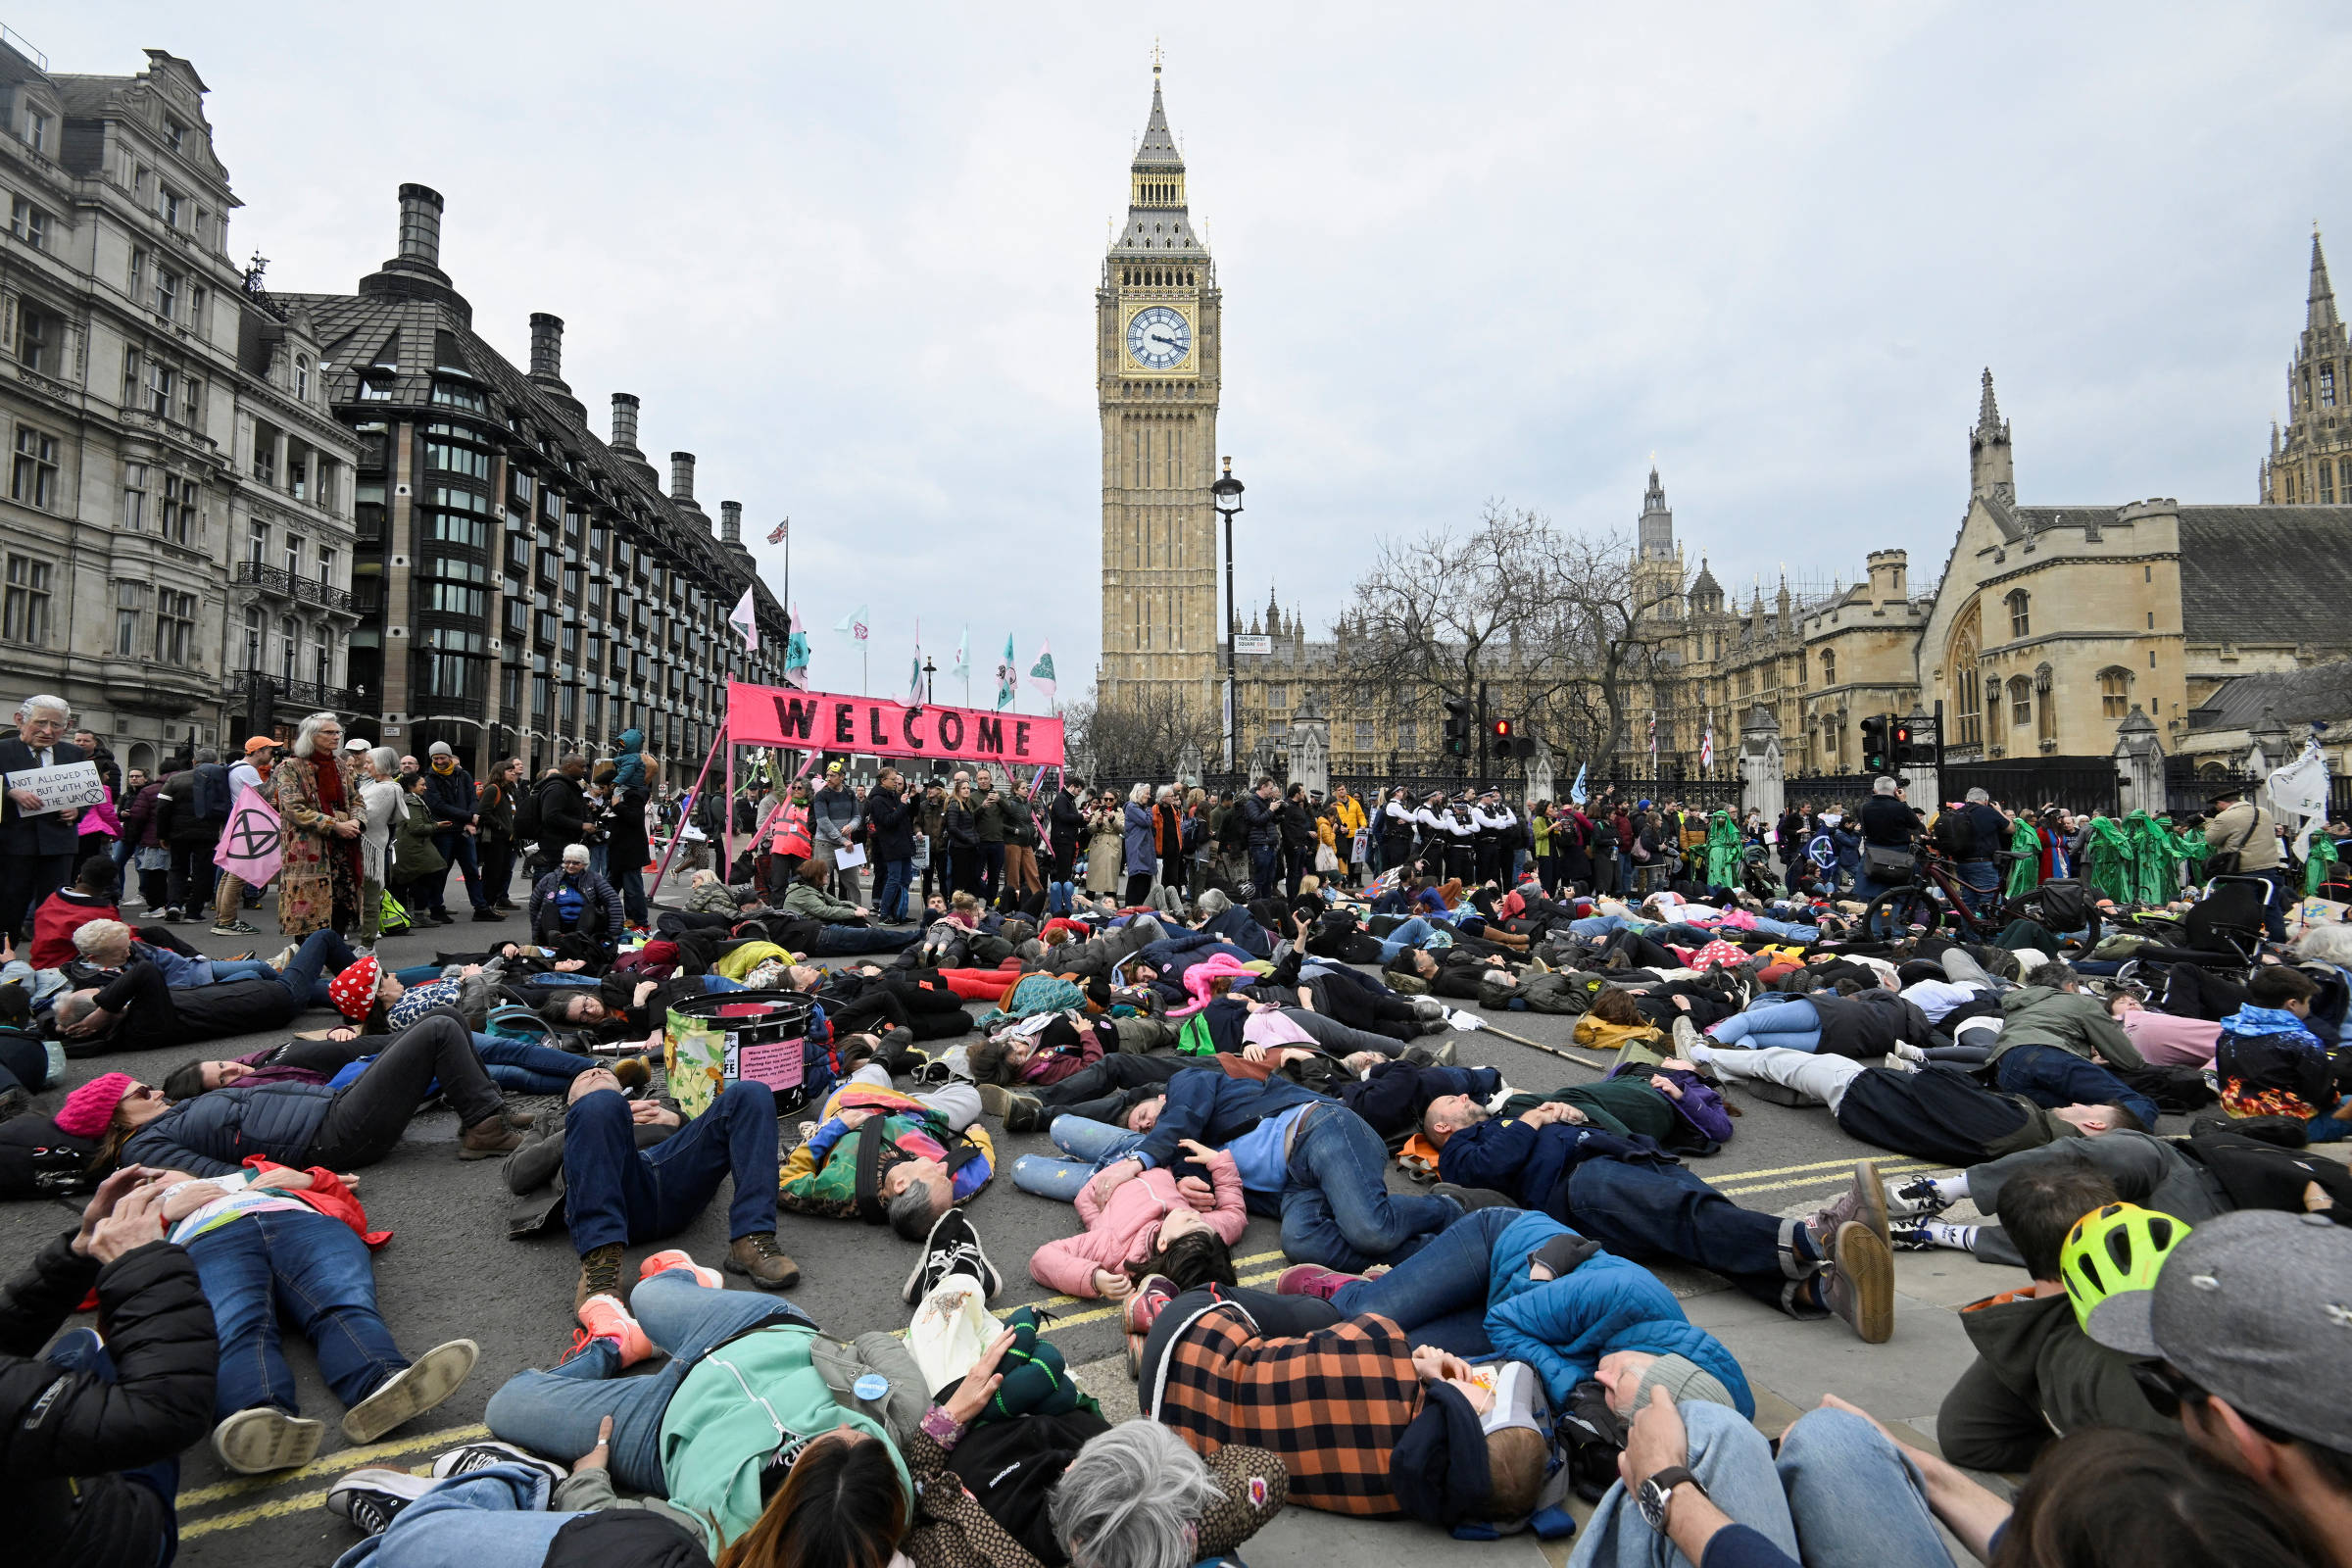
[2060,1202,2190,1333]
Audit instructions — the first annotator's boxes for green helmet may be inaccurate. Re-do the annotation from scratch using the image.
[2061,1202,2190,1333]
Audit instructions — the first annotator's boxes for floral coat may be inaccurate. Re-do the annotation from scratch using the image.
[272,753,363,938]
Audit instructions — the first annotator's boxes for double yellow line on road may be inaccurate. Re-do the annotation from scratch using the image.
[177,1422,493,1539]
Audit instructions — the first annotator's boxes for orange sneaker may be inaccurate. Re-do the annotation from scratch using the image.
[639,1250,721,1289]
[576,1294,654,1367]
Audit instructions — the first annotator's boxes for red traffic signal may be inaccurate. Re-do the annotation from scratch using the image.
[1490,718,1513,739]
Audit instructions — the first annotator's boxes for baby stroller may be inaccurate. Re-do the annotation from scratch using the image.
[2111,876,2271,995]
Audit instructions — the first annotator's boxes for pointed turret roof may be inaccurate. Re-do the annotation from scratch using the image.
[1690,556,1721,598]
[2310,227,2338,330]
[1975,368,2006,441]
[1111,63,1206,259]
[1134,68,1182,170]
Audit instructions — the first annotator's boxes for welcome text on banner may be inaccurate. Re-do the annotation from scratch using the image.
[725,680,1064,766]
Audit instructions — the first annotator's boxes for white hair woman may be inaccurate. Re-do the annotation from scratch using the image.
[1045,1418,1286,1568]
[270,711,364,939]
[353,746,404,950]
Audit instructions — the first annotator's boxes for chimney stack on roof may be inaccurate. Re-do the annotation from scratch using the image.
[611,392,642,456]
[528,313,564,381]
[719,500,743,546]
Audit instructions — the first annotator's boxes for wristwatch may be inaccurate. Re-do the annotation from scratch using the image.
[1636,1465,1705,1532]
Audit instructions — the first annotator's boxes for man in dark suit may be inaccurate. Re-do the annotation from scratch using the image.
[0,693,88,942]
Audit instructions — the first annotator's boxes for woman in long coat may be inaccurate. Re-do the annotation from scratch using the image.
[1122,782,1158,906]
[271,710,365,937]
[1084,790,1124,896]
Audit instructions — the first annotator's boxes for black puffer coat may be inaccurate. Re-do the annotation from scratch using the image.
[3,1233,217,1568]
[122,1080,339,1178]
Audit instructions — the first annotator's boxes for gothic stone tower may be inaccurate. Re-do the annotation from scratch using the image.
[1098,63,1222,715]
[2263,229,2352,504]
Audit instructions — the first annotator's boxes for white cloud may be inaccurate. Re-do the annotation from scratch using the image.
[45,1,2352,691]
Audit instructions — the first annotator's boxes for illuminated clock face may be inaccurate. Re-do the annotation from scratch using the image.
[1126,306,1192,370]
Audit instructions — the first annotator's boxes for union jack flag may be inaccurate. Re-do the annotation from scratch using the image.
[767,518,788,544]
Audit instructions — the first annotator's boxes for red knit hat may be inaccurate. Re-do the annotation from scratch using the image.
[57,1072,136,1139]
[328,956,381,1020]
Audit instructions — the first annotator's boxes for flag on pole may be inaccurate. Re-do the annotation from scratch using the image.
[1700,719,1714,771]
[951,626,969,678]
[783,604,810,689]
[906,620,925,704]
[1647,712,1658,768]
[833,604,869,641]
[994,634,1018,710]
[727,586,760,651]
[214,785,282,887]
[1027,641,1057,703]
[767,517,788,545]
[1569,763,1588,807]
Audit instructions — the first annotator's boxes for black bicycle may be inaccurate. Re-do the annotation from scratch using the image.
[1859,845,2101,951]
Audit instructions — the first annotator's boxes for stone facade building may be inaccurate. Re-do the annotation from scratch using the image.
[275,185,788,773]
[1918,354,2352,768]
[0,38,360,775]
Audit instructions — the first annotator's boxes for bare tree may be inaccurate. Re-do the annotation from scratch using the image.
[1062,683,1221,784]
[1339,502,1685,774]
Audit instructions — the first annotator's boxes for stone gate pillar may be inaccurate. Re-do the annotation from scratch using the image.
[2112,704,2164,817]
[1740,704,1783,824]
[1289,698,1330,801]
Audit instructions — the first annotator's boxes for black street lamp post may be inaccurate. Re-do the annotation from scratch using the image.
[1210,457,1246,772]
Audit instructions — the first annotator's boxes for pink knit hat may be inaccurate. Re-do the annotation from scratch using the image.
[57,1072,136,1139]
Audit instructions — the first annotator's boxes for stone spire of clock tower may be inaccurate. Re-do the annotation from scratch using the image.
[1098,60,1222,732]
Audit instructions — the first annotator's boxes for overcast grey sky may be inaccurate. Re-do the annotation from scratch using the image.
[48,3,2352,703]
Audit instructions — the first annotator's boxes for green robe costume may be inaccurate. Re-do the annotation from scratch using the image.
[1702,810,1744,887]
[2005,818,2044,900]
[2082,816,2133,903]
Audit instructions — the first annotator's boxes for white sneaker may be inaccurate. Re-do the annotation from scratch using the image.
[341,1339,478,1443]
[213,1405,324,1474]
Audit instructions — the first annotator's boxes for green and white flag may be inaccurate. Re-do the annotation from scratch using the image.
[1027,641,1057,703]
[994,634,1018,710]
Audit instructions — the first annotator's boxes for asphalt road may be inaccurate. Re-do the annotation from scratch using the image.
[3,880,1999,1567]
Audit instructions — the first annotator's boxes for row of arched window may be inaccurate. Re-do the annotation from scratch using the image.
[1135,179,1181,205]
[1119,267,1196,287]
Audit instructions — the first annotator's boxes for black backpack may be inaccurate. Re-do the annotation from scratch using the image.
[514,778,544,839]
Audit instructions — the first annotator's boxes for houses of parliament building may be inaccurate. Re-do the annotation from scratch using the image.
[1097,67,2352,783]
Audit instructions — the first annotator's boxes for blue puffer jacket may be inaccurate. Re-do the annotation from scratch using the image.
[1479,1211,1753,1414]
[1438,1119,1677,1218]
[122,1082,338,1179]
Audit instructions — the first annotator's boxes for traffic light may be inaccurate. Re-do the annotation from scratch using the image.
[1860,712,1889,773]
[1889,717,1915,766]
[1490,716,1513,742]
[1443,695,1473,759]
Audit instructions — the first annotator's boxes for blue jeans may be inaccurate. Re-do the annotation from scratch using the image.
[1374,915,1448,961]
[811,924,916,956]
[1710,999,1823,1054]
[47,1329,180,1562]
[875,858,912,924]
[1955,859,1999,915]
[562,1080,781,1253]
[1994,1044,2160,1134]
[978,842,1004,903]
[329,1463,565,1568]
[474,1035,593,1096]
[1329,1205,1519,1353]
[1249,845,1280,895]
[1571,1402,1946,1568]
[277,928,361,1008]
[1566,1157,1818,1313]
[1010,1113,1147,1200]
[207,958,278,985]
[185,1207,405,1420]
[484,1269,813,1493]
[1279,1103,1462,1272]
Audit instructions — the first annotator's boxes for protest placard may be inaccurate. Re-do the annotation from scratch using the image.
[3,760,104,815]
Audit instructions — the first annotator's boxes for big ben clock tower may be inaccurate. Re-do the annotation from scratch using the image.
[1099,61,1221,717]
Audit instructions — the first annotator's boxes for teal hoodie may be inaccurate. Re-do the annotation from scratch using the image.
[658,1322,908,1547]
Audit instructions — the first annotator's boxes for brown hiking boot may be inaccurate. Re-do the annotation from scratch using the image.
[459,1115,524,1159]
[574,1243,625,1313]
[1819,1219,1895,1344]
[1804,1160,1891,1251]
[725,1233,802,1291]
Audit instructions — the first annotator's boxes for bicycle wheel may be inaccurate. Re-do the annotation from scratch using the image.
[1862,886,1941,941]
